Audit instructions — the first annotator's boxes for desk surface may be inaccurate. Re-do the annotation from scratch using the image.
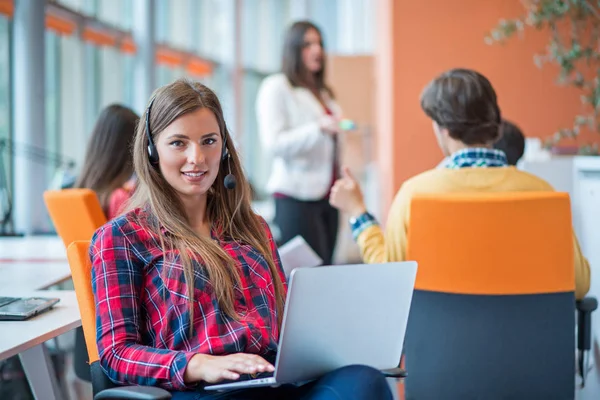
[0,236,66,262]
[0,262,72,291]
[0,290,81,361]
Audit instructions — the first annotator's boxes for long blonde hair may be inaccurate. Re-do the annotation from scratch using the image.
[129,78,286,330]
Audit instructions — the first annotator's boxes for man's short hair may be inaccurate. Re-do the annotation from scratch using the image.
[420,68,502,145]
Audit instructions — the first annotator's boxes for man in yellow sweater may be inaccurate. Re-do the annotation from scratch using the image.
[329,68,590,299]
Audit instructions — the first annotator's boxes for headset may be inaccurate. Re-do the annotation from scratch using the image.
[145,96,236,190]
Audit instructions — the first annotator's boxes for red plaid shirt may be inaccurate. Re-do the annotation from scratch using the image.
[90,207,287,390]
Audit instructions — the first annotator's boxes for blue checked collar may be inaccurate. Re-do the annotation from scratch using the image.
[445,148,508,169]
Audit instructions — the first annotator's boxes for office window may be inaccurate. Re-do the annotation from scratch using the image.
[169,0,192,50]
[241,0,290,73]
[123,53,135,107]
[46,31,61,182]
[82,0,99,16]
[198,0,233,63]
[241,0,260,70]
[84,43,101,135]
[99,46,125,108]
[98,0,131,30]
[155,0,170,44]
[309,0,338,53]
[242,71,269,198]
[57,0,83,12]
[157,65,176,87]
[58,0,98,16]
[0,16,11,212]
[59,35,87,172]
[122,0,134,31]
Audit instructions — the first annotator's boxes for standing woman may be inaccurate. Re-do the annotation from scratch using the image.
[256,21,342,265]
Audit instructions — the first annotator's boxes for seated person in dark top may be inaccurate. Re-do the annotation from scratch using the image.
[494,119,525,166]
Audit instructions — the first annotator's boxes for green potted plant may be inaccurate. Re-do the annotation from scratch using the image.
[486,0,600,155]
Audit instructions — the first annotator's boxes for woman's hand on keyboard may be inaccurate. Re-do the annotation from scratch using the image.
[184,353,275,384]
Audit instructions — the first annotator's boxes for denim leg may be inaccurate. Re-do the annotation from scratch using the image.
[170,385,309,400]
[168,390,223,400]
[169,389,251,400]
[301,365,393,400]
[169,366,392,400]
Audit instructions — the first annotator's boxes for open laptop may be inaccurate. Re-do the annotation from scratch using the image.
[0,296,60,321]
[205,261,417,391]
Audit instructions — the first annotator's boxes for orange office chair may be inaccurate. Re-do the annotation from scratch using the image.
[43,188,107,248]
[67,240,171,400]
[403,192,596,399]
[44,188,108,384]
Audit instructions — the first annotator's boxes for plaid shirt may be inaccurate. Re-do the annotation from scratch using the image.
[90,207,287,391]
[351,147,508,238]
[444,148,507,169]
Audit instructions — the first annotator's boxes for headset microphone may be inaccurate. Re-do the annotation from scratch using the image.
[223,152,237,190]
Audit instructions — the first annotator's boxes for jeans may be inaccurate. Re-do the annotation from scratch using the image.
[169,364,393,400]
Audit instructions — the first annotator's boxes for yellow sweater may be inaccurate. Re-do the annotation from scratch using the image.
[357,167,591,299]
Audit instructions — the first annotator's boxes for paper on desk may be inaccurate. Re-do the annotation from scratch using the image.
[278,235,323,277]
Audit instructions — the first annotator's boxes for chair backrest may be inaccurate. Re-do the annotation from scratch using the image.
[67,240,115,395]
[404,192,575,399]
[44,189,107,248]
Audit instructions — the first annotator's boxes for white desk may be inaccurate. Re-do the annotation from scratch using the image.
[521,156,600,400]
[572,157,600,400]
[0,262,72,291]
[0,290,81,400]
[0,235,66,261]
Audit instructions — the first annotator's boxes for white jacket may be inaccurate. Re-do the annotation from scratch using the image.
[256,73,342,200]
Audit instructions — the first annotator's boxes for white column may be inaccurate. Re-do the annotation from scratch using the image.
[12,0,47,235]
[133,0,156,114]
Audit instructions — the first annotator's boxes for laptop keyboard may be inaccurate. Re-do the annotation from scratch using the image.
[0,297,19,308]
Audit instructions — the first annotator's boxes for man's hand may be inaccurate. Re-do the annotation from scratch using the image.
[330,167,367,218]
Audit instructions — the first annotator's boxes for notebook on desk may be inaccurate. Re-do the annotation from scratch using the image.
[278,235,323,277]
[0,296,60,321]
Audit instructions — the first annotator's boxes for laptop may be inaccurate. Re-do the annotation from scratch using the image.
[205,261,417,391]
[0,296,60,321]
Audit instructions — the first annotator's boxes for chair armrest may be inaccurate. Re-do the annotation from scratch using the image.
[576,297,598,313]
[577,296,598,351]
[380,367,407,378]
[576,297,598,386]
[94,386,172,400]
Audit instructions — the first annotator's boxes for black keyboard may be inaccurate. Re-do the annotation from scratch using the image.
[0,297,19,308]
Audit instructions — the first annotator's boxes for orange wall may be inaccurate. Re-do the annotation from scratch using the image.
[376,0,598,213]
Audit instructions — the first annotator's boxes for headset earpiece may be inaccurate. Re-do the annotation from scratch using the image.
[221,134,236,190]
[221,135,229,162]
[145,97,159,165]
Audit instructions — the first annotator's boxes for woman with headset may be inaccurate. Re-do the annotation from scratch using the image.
[90,79,392,399]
